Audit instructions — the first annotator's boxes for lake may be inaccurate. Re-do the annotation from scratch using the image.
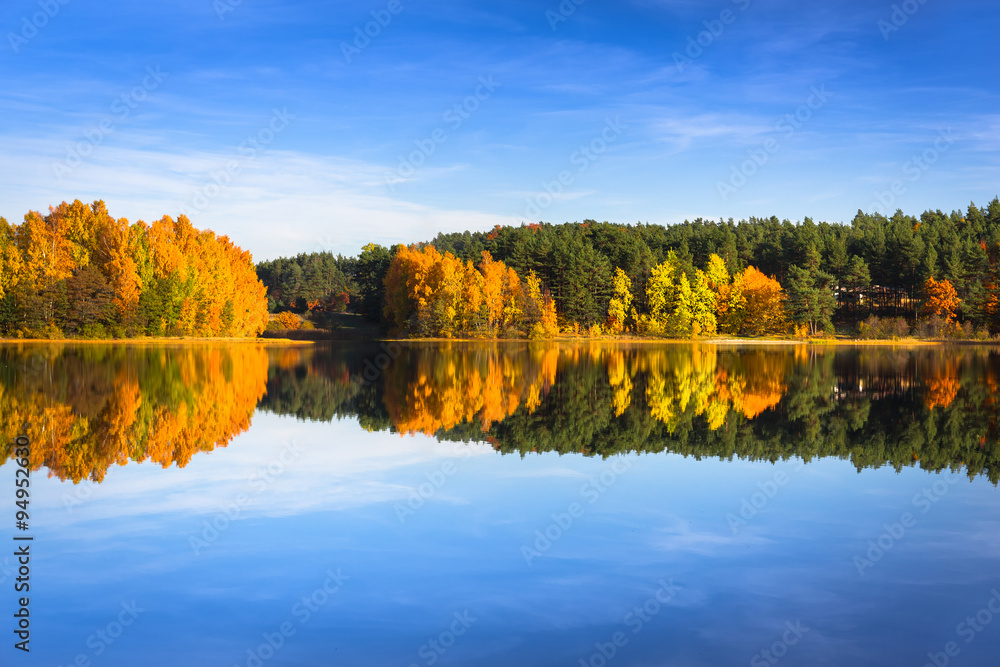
[1,341,999,666]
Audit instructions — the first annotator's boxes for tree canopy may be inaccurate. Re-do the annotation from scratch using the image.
[0,200,268,338]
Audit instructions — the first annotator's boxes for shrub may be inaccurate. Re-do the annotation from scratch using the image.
[891,317,910,339]
[916,314,947,339]
[79,323,109,340]
[858,316,910,340]
[858,315,879,339]
[274,311,301,330]
[635,314,663,336]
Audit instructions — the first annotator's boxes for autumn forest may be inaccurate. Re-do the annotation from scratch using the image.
[262,197,1000,340]
[0,200,268,339]
[2,197,1000,340]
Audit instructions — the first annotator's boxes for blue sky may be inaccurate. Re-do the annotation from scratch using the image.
[1,0,997,261]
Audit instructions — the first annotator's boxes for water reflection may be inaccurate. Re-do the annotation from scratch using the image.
[260,342,1000,483]
[0,343,268,481]
[3,342,999,483]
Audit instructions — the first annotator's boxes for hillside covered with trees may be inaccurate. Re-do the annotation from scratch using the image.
[260,198,1000,340]
[0,200,268,338]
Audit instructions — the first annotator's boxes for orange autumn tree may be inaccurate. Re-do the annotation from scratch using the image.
[479,251,522,333]
[0,200,268,338]
[922,277,960,323]
[383,245,540,338]
[274,311,301,330]
[718,266,788,336]
[383,244,485,337]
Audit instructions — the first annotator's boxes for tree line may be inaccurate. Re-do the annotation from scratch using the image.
[0,200,268,338]
[260,198,1000,339]
[6,197,998,340]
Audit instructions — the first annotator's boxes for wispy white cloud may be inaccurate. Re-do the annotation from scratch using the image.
[31,414,494,528]
[651,114,772,153]
[0,134,514,261]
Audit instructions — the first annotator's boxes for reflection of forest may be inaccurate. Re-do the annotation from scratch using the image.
[258,342,1000,483]
[3,343,998,484]
[0,344,269,482]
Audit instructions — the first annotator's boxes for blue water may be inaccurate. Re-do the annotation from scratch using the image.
[7,411,1000,666]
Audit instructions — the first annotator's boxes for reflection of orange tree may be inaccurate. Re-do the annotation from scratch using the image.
[0,345,269,482]
[923,355,961,410]
[383,345,539,435]
[379,343,788,437]
[716,349,788,420]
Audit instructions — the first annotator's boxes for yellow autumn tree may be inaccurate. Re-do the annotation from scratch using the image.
[606,267,633,334]
[525,270,559,339]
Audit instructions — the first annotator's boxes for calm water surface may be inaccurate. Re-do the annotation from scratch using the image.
[1,342,999,666]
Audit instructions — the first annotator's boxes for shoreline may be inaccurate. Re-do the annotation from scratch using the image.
[1,335,993,347]
[0,337,314,346]
[375,336,972,346]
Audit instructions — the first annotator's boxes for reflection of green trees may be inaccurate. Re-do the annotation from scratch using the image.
[261,342,1000,483]
[0,344,269,482]
[257,346,391,432]
[5,342,997,484]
